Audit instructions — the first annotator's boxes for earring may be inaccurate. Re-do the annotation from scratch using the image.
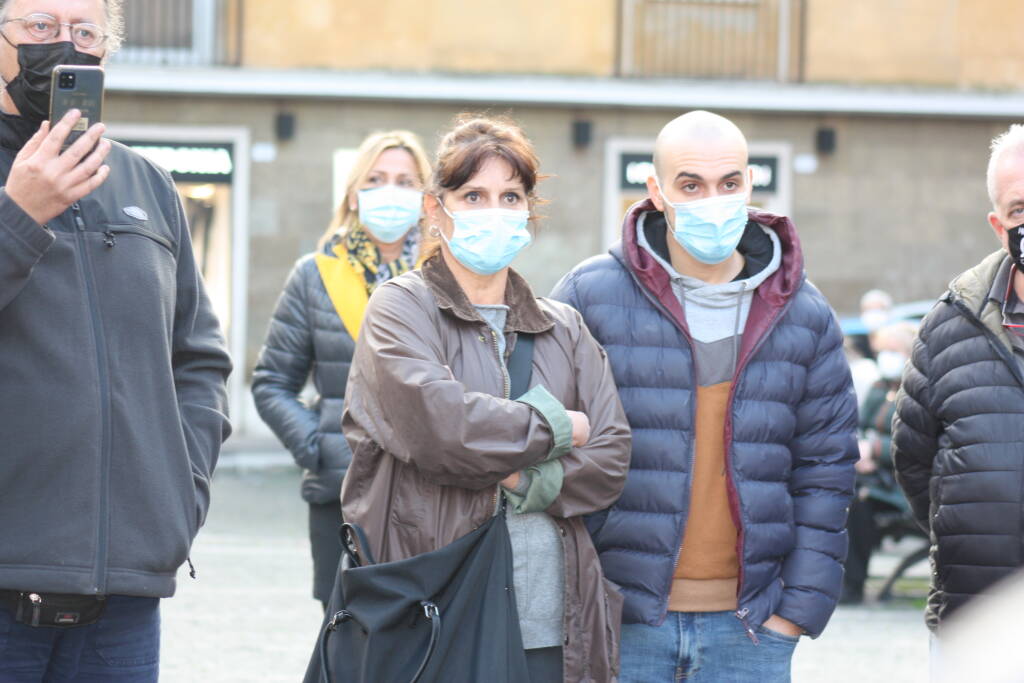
[428,225,440,237]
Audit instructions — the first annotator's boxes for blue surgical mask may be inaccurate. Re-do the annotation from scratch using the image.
[657,180,749,264]
[357,186,423,243]
[440,205,532,275]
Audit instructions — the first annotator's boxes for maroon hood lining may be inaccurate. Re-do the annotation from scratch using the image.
[614,198,807,365]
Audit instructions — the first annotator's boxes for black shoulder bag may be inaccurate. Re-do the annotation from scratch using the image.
[304,334,535,683]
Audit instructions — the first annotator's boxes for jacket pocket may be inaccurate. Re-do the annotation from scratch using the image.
[105,223,176,255]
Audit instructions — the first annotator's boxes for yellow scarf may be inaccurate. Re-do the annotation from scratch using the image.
[314,228,422,339]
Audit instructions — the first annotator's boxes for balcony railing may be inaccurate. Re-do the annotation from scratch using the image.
[111,0,242,67]
[618,0,802,81]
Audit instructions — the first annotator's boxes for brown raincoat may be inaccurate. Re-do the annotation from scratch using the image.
[341,254,631,681]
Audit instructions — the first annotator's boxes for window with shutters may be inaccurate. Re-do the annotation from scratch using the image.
[618,0,803,81]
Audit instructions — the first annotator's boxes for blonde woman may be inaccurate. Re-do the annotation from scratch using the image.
[252,130,432,608]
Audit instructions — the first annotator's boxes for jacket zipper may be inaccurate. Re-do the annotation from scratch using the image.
[949,296,1024,389]
[736,607,760,645]
[725,293,797,629]
[489,327,510,510]
[72,202,112,595]
[622,252,801,629]
[490,328,511,400]
[621,266,698,619]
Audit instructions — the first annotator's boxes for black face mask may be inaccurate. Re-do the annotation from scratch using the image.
[1,39,101,125]
[1008,223,1024,270]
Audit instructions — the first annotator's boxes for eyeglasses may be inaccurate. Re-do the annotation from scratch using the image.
[1,13,107,50]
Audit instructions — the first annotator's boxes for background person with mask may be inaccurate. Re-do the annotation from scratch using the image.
[845,289,893,407]
[252,130,431,609]
[553,110,858,682]
[860,289,894,333]
[893,123,1024,664]
[0,1,232,680]
[842,320,918,605]
[332,115,630,682]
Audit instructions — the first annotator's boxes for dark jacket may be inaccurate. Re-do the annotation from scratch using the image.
[252,246,355,504]
[341,254,632,682]
[551,199,857,638]
[893,250,1024,631]
[0,115,231,598]
[858,381,908,511]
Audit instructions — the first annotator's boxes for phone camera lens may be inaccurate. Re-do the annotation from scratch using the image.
[58,73,75,90]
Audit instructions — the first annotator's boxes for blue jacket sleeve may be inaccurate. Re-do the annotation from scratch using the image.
[775,308,858,638]
[550,269,621,538]
[549,269,580,310]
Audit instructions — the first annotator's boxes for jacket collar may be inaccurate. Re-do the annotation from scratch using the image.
[421,252,554,334]
[948,249,1015,347]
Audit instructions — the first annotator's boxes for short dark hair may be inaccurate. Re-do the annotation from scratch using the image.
[431,114,543,207]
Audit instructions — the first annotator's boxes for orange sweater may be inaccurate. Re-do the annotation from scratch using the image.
[669,381,739,612]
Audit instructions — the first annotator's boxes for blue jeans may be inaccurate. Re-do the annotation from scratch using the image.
[620,611,798,683]
[0,595,160,682]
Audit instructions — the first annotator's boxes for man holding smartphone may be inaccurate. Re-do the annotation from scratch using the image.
[0,1,231,681]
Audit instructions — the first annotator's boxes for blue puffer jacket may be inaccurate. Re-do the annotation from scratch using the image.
[551,200,857,638]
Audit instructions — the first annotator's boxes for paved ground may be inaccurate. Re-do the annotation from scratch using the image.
[160,462,931,682]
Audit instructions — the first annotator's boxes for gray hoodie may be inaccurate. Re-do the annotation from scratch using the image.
[637,212,782,385]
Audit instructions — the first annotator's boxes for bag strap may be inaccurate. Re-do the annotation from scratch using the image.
[321,335,532,683]
[321,601,441,683]
[410,602,441,683]
[507,333,535,400]
[314,247,369,340]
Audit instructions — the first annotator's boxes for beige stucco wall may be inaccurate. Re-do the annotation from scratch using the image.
[242,0,617,76]
[238,0,1024,87]
[805,0,1024,89]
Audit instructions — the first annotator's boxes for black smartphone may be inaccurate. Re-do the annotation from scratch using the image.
[49,65,104,150]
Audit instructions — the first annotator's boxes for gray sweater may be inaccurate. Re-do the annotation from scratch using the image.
[477,304,566,650]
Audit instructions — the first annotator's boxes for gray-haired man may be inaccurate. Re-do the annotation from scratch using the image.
[894,124,1024,642]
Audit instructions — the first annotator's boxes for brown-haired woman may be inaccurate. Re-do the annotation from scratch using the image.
[339,115,631,681]
[252,130,432,608]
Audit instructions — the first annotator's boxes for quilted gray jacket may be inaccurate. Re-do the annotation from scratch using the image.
[252,247,356,504]
[893,250,1024,631]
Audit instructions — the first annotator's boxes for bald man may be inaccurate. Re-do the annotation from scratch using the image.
[893,124,1024,648]
[553,111,857,681]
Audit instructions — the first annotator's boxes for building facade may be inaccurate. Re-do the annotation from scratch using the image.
[108,1,1024,435]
